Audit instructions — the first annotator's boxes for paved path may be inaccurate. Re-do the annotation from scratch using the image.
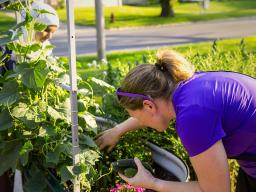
[46,17,256,56]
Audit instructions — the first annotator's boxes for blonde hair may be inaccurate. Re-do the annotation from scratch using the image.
[119,50,195,110]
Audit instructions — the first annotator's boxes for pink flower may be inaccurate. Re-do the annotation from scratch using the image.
[110,183,145,192]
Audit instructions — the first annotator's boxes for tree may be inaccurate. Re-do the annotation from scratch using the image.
[160,0,176,17]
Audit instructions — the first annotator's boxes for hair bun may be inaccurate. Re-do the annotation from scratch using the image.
[155,62,166,71]
[155,50,195,83]
[155,51,170,72]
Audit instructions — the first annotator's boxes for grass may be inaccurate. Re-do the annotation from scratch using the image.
[76,36,256,80]
[0,12,15,32]
[57,0,256,29]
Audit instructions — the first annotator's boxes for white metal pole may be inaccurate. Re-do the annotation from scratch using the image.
[95,0,106,60]
[65,0,80,192]
[13,11,24,192]
[118,0,122,7]
[202,0,210,10]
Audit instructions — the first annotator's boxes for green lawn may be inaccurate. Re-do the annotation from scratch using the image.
[76,36,256,79]
[0,12,16,32]
[76,36,256,114]
[57,0,256,29]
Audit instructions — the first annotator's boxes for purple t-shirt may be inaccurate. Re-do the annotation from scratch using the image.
[172,71,256,177]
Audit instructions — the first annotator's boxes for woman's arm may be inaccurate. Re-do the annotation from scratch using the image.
[119,140,231,192]
[116,117,146,136]
[95,117,145,152]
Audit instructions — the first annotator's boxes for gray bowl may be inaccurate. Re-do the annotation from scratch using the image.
[146,141,189,182]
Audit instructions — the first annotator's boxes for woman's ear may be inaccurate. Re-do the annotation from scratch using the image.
[142,100,156,113]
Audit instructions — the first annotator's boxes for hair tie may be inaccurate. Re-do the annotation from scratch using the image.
[155,63,165,71]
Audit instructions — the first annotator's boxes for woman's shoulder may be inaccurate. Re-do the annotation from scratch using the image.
[173,70,255,98]
[172,71,255,113]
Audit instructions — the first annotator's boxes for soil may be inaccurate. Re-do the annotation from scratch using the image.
[144,162,180,192]
[153,162,180,182]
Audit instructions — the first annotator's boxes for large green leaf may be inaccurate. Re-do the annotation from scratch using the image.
[32,8,54,15]
[47,106,64,120]
[29,43,41,53]
[78,113,98,134]
[12,20,26,31]
[19,141,33,166]
[34,22,47,32]
[46,170,67,192]
[4,1,23,11]
[72,163,89,175]
[15,61,49,90]
[12,103,38,129]
[90,77,115,90]
[12,102,46,123]
[25,11,33,23]
[46,144,66,165]
[19,140,33,155]
[10,42,28,54]
[0,31,20,46]
[78,100,87,112]
[0,140,21,175]
[79,134,97,148]
[79,149,100,166]
[0,109,13,131]
[0,80,20,106]
[39,124,57,137]
[60,166,75,183]
[23,164,47,192]
[38,100,47,112]
[58,98,71,123]
[47,99,71,124]
[19,151,29,167]
[12,102,28,117]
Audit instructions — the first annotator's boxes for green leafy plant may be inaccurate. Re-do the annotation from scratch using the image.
[0,1,103,191]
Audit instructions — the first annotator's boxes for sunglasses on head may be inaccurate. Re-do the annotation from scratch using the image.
[116,88,153,101]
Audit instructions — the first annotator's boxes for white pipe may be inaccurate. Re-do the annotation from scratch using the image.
[65,0,80,191]
[13,170,23,192]
[54,80,71,91]
[13,11,24,192]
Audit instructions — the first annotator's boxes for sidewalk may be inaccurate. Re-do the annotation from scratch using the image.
[3,11,256,56]
[51,17,256,56]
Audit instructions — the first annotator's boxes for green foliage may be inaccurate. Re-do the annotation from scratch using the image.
[34,22,47,32]
[0,109,13,131]
[0,80,20,106]
[0,1,103,191]
[0,12,15,33]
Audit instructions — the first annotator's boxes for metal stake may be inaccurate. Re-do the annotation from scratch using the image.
[65,0,80,191]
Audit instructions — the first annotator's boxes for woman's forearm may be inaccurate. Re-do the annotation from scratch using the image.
[115,117,145,136]
[152,179,203,192]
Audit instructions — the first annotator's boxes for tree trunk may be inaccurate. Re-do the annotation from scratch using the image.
[160,0,175,17]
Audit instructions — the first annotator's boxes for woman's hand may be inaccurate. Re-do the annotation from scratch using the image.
[118,157,157,190]
[95,127,122,152]
[95,117,145,153]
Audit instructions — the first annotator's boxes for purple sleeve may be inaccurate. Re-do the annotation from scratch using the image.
[176,105,226,157]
